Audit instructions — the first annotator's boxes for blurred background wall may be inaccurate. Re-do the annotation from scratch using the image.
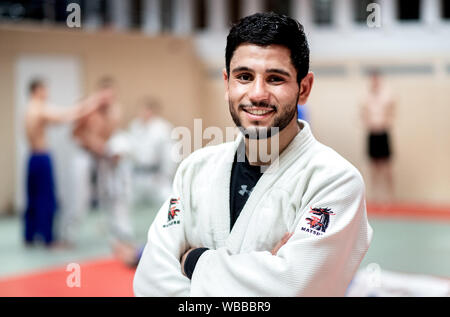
[1,0,450,215]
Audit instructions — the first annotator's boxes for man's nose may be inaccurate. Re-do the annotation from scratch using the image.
[248,77,269,104]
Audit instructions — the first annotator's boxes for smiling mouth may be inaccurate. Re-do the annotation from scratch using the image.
[241,106,276,116]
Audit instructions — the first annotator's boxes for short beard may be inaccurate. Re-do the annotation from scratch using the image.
[229,98,299,140]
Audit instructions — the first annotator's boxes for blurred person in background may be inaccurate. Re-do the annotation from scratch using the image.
[128,97,177,207]
[361,70,395,204]
[23,79,104,248]
[113,97,177,267]
[72,77,134,244]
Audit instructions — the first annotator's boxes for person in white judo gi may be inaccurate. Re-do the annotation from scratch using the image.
[134,12,373,297]
[128,97,177,207]
[72,77,134,243]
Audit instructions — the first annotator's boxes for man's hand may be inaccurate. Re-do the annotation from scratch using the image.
[180,247,196,277]
[271,232,293,255]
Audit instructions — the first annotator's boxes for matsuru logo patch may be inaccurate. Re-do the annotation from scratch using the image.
[163,197,181,228]
[301,207,335,236]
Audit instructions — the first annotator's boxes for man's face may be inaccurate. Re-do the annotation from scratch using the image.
[100,86,116,105]
[140,106,153,121]
[224,43,300,139]
[370,73,380,91]
[36,85,48,100]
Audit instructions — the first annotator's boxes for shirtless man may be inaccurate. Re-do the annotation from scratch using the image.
[361,70,395,204]
[73,77,121,157]
[73,77,133,243]
[23,79,104,247]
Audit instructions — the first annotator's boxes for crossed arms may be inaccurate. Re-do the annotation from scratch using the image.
[133,162,371,297]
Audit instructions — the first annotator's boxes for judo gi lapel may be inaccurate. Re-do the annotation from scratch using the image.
[208,133,244,248]
[224,120,315,253]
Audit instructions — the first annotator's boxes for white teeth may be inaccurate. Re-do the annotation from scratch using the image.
[245,109,273,115]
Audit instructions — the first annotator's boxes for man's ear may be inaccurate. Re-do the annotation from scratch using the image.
[298,72,314,106]
[223,68,229,102]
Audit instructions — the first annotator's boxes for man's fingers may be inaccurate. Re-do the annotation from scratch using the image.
[279,232,293,246]
[271,241,283,256]
[271,232,293,255]
[282,232,293,244]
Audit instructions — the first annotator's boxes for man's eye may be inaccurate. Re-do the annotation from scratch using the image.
[268,76,284,83]
[237,73,252,81]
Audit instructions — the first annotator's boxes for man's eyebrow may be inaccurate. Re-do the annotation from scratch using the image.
[231,66,252,74]
[266,68,291,77]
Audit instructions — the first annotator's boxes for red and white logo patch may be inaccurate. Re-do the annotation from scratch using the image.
[301,207,335,236]
[163,197,181,228]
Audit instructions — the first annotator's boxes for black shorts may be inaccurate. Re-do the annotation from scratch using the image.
[368,132,391,160]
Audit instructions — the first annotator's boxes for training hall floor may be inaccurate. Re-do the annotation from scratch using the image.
[0,202,449,297]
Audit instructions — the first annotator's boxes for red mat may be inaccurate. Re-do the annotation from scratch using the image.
[367,202,450,221]
[0,257,135,297]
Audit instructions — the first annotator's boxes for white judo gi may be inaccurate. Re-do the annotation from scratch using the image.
[97,131,134,242]
[128,117,177,206]
[134,120,373,296]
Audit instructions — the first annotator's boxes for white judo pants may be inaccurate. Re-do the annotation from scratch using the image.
[58,146,92,244]
[97,156,134,242]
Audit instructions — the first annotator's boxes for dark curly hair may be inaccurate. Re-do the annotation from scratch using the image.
[225,12,310,84]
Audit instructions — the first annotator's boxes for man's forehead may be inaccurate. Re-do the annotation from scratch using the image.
[230,43,294,70]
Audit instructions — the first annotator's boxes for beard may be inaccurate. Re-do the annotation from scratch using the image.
[229,96,299,140]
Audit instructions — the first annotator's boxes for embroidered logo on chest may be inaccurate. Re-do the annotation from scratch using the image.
[238,185,252,196]
[163,197,181,228]
[301,207,335,236]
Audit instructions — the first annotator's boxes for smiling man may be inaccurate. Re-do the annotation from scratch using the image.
[134,12,373,297]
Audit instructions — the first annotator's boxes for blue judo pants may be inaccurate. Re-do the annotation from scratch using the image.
[24,153,57,245]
